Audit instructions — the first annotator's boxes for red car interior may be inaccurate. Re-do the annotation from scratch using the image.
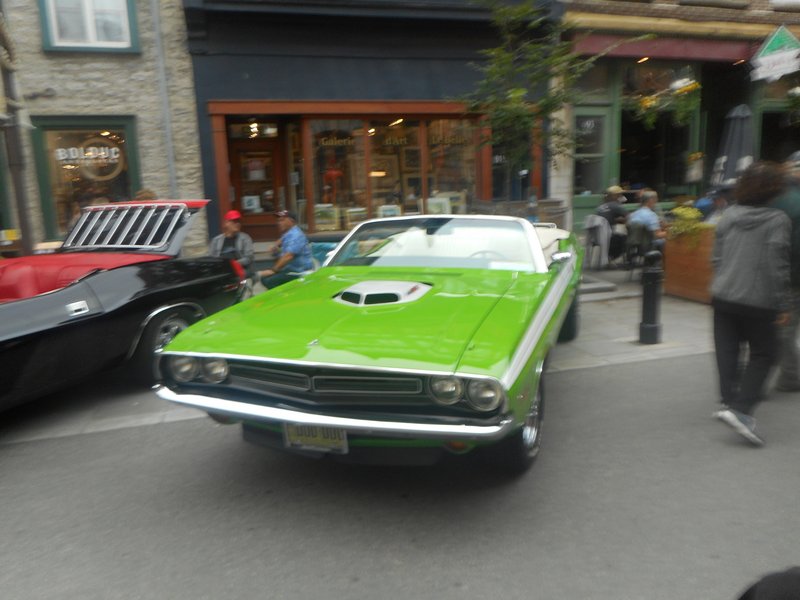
[0,253,170,303]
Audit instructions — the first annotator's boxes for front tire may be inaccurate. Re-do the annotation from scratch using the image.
[485,377,545,475]
[131,309,192,385]
[558,294,579,342]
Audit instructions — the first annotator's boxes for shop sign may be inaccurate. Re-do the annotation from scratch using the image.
[318,135,354,147]
[751,25,800,82]
[430,134,469,145]
[54,136,124,181]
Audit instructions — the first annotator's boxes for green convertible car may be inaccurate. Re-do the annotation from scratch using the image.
[156,215,582,472]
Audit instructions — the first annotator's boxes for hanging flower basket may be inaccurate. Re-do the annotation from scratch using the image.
[624,79,701,130]
[671,81,701,127]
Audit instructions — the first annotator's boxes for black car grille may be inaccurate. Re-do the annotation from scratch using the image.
[221,360,430,407]
[230,363,311,391]
[312,376,422,394]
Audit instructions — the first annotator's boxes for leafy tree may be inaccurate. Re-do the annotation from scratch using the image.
[465,0,631,200]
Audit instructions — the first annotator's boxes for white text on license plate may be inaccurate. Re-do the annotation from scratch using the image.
[283,424,348,454]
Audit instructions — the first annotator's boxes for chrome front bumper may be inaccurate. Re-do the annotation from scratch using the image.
[156,386,516,441]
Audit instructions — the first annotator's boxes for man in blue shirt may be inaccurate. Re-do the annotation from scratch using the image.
[258,210,313,290]
[628,190,667,250]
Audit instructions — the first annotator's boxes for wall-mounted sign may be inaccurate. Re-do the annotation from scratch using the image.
[751,25,800,82]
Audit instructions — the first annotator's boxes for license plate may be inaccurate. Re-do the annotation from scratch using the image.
[283,424,348,454]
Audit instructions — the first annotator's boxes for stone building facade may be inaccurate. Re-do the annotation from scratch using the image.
[1,0,205,250]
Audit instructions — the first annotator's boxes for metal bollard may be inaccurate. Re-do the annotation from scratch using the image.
[639,250,663,344]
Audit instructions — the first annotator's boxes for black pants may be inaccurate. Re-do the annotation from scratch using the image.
[713,307,778,415]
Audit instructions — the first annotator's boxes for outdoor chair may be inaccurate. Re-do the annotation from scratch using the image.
[583,214,611,270]
[625,222,654,280]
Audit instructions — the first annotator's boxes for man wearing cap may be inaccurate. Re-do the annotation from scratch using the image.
[772,151,800,391]
[596,185,628,261]
[258,210,313,290]
[209,209,255,278]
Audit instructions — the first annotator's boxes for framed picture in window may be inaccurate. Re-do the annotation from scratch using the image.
[314,203,340,231]
[401,147,421,171]
[370,155,399,188]
[377,204,402,218]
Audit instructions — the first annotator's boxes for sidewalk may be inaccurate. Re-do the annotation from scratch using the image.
[551,265,714,372]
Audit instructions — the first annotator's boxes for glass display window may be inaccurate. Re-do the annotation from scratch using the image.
[426,119,477,213]
[311,119,365,230]
[368,119,420,214]
[40,127,133,237]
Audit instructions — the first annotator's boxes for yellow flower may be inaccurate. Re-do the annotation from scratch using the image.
[674,81,700,95]
[640,96,657,109]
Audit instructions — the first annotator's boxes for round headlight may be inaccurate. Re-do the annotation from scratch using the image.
[202,358,229,383]
[429,376,464,405]
[466,379,504,412]
[169,355,200,383]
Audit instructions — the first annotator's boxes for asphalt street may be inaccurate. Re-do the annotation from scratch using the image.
[2,352,799,600]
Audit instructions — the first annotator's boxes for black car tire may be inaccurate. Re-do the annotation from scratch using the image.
[485,376,545,475]
[557,294,579,342]
[131,309,192,385]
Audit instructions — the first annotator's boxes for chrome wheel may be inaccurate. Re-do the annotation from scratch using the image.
[154,315,189,351]
[483,377,545,475]
[131,310,192,385]
[520,385,543,458]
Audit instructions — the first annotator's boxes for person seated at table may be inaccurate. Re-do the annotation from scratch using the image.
[628,190,667,251]
[257,210,313,290]
[595,185,628,261]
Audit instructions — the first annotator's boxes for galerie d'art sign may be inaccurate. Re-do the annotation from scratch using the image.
[54,136,125,181]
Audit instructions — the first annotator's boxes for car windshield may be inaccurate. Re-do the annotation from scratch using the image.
[327,217,536,271]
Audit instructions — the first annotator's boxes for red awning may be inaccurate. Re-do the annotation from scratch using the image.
[574,34,759,62]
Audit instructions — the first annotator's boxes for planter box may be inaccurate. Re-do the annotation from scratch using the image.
[664,226,715,304]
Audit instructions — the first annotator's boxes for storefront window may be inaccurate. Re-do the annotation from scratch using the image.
[577,61,611,99]
[228,121,279,139]
[620,111,690,198]
[427,120,476,214]
[311,119,365,230]
[369,119,420,215]
[574,114,606,195]
[43,128,131,236]
[286,123,305,226]
[623,61,677,97]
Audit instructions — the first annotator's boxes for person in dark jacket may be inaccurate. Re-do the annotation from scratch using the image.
[595,185,628,261]
[209,210,255,278]
[712,161,790,446]
[771,151,800,391]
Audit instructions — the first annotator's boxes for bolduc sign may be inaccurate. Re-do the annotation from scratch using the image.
[54,136,124,181]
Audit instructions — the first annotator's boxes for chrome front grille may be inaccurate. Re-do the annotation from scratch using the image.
[226,360,426,401]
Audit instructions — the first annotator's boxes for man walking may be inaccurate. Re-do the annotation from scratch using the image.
[711,162,790,445]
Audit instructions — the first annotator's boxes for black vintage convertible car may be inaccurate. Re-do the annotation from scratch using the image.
[0,200,245,411]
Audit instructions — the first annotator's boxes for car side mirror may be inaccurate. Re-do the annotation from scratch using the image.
[550,251,572,265]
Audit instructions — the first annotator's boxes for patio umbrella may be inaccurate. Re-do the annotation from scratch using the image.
[709,104,754,187]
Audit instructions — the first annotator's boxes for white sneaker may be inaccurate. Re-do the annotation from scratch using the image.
[716,409,764,446]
